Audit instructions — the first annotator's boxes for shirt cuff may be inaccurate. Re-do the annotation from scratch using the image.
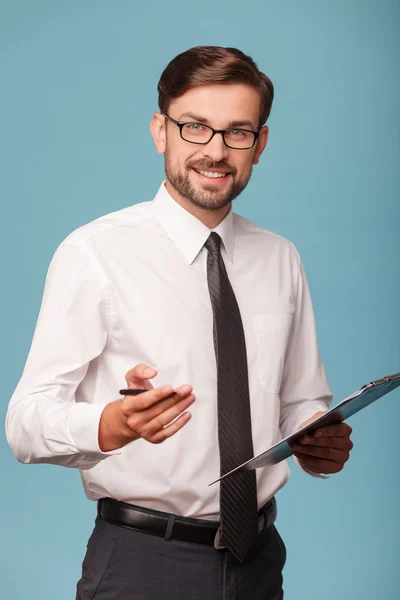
[67,402,123,458]
[286,402,332,438]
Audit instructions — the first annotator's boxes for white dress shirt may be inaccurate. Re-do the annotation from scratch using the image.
[6,181,332,519]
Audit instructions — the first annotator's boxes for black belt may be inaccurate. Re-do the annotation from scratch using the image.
[98,496,277,550]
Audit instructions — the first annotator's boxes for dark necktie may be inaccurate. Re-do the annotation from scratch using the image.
[205,231,258,563]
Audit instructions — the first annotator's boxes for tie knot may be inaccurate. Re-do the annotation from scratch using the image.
[204,232,222,254]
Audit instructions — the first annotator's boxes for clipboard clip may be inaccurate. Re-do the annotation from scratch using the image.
[361,373,399,390]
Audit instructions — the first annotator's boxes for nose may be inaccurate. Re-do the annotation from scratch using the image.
[202,131,229,163]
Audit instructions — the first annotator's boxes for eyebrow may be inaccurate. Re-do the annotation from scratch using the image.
[177,112,257,130]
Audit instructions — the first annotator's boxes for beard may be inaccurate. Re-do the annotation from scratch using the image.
[164,146,252,212]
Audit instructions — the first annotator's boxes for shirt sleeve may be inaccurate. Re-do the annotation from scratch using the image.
[5,242,122,470]
[279,244,333,441]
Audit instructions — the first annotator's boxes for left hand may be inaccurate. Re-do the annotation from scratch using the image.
[291,412,353,474]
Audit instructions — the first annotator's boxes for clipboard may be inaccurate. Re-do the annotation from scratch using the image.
[209,371,400,485]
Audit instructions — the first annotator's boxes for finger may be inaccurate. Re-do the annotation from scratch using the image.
[125,363,158,390]
[312,423,352,438]
[125,392,194,436]
[293,452,344,474]
[122,384,192,416]
[150,412,192,444]
[139,391,196,426]
[122,385,173,415]
[292,443,350,463]
[298,435,353,451]
[145,394,196,434]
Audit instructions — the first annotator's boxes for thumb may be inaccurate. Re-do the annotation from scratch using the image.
[125,363,158,391]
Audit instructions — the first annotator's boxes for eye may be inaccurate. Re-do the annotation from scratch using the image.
[187,123,205,132]
[228,129,246,137]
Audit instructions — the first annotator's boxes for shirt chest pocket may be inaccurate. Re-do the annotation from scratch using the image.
[252,314,293,394]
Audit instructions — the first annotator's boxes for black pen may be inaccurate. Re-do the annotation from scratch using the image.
[119,389,147,396]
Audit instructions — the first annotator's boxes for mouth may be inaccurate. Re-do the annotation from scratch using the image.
[191,168,232,184]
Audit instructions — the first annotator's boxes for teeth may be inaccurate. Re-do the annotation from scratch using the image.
[197,170,227,179]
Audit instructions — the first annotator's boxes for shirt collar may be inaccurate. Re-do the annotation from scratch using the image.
[151,180,234,265]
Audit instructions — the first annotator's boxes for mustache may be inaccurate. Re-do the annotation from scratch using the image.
[187,160,236,175]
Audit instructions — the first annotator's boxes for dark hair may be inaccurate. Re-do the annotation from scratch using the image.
[157,46,274,130]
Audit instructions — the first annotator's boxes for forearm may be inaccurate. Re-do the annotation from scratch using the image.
[5,393,122,469]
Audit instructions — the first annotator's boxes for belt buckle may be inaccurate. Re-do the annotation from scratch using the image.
[214,527,226,550]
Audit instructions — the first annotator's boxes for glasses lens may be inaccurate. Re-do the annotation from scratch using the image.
[182,123,213,143]
[224,129,255,149]
[181,123,255,148]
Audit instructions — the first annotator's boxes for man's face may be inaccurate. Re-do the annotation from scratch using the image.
[152,83,268,213]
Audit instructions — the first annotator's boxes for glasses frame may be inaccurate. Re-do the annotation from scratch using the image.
[162,113,261,150]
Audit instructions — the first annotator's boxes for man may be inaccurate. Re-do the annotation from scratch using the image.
[6,46,353,599]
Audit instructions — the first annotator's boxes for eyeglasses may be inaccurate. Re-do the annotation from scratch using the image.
[163,113,260,150]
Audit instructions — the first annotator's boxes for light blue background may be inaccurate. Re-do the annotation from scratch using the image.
[1,1,399,598]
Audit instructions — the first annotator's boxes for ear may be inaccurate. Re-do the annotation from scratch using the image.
[150,113,167,154]
[252,126,269,165]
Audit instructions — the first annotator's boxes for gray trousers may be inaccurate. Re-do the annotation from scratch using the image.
[75,514,286,600]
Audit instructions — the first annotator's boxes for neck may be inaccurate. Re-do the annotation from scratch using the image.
[164,179,231,229]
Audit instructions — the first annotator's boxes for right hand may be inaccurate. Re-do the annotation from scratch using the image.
[98,364,195,451]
